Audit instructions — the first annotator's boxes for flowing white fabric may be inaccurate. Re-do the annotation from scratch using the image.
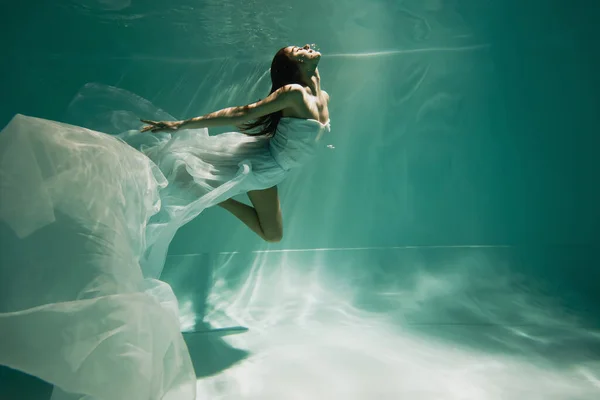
[133,116,330,278]
[0,110,330,399]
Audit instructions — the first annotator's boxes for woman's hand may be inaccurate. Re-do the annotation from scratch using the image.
[140,119,181,133]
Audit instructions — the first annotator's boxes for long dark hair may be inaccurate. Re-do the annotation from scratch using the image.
[240,47,303,137]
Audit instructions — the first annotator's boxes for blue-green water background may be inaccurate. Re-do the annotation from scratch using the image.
[1,0,599,398]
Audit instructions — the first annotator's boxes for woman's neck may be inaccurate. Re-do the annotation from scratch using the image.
[302,67,321,95]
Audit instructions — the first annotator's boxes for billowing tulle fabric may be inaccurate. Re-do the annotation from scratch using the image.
[0,83,329,399]
[63,83,286,279]
[121,126,287,279]
[0,114,196,399]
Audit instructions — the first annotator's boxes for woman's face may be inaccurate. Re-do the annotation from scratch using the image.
[286,44,321,66]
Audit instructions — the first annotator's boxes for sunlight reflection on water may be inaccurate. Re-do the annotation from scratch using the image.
[177,248,600,400]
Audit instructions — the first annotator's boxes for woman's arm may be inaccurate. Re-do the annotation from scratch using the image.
[141,84,303,133]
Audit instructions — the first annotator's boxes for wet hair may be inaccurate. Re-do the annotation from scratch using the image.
[240,47,303,137]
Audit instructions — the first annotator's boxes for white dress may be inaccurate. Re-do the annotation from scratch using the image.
[0,114,331,400]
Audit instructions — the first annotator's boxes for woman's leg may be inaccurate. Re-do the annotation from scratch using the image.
[218,186,283,242]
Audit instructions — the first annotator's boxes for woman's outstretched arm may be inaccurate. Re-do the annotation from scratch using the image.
[141,84,303,133]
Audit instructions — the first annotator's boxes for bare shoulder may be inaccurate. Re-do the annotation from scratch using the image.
[282,83,305,94]
[279,83,305,103]
[322,90,330,102]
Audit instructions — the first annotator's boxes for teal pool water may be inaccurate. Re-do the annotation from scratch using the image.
[1,1,599,399]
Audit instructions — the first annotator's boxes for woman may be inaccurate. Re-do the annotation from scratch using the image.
[138,44,330,244]
[0,44,330,400]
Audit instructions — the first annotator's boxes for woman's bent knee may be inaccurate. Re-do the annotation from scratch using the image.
[263,229,283,243]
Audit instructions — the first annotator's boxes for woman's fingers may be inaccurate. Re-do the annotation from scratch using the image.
[139,119,175,134]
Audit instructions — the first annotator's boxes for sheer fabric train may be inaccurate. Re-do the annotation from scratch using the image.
[0,84,330,399]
